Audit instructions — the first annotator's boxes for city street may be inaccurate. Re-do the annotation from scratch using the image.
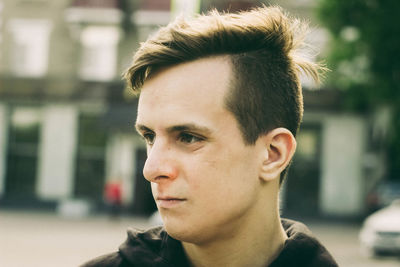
[1,210,399,267]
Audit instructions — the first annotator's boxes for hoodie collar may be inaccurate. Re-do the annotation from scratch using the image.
[119,219,337,267]
[119,226,190,267]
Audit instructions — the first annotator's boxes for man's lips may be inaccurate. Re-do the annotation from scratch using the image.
[156,196,186,208]
[156,196,186,201]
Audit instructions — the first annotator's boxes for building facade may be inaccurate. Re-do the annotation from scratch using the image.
[0,0,150,213]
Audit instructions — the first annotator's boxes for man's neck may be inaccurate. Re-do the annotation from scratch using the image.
[182,207,287,267]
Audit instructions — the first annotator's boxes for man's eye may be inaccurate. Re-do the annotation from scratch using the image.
[143,132,155,145]
[178,132,203,144]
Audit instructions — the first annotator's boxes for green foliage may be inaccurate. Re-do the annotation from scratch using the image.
[317,0,400,179]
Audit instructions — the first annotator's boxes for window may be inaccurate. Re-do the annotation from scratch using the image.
[283,125,322,216]
[7,19,52,77]
[74,114,107,201]
[5,107,41,199]
[79,26,120,81]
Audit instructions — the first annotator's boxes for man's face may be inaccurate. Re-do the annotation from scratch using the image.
[136,57,265,244]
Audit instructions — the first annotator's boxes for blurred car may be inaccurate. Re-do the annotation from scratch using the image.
[359,199,400,255]
[366,181,400,212]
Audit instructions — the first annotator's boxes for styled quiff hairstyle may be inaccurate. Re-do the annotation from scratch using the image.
[125,6,325,183]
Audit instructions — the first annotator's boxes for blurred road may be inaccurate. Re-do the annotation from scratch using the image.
[307,220,400,267]
[0,210,399,267]
[0,210,150,267]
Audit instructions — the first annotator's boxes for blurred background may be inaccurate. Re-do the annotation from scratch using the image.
[0,0,399,266]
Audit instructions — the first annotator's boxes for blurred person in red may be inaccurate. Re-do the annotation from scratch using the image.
[104,177,122,219]
[82,6,337,267]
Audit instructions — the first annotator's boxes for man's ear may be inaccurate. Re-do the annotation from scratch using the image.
[259,128,297,182]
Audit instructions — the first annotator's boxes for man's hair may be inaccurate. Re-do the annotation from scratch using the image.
[125,6,325,183]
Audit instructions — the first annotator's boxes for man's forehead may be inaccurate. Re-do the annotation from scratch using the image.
[140,56,232,93]
[135,56,234,130]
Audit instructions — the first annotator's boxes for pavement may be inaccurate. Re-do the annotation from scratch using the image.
[1,210,399,267]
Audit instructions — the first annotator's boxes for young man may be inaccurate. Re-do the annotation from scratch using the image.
[82,6,338,267]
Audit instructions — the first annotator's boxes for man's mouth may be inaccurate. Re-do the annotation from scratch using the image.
[156,197,186,208]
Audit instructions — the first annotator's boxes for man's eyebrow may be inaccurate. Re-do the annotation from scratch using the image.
[135,124,152,134]
[135,123,212,135]
[166,123,212,135]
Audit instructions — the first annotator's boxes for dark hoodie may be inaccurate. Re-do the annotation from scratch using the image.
[80,219,338,267]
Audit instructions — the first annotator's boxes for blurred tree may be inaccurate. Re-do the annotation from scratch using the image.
[317,0,400,180]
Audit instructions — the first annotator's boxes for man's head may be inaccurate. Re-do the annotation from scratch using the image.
[131,6,324,244]
[126,6,323,183]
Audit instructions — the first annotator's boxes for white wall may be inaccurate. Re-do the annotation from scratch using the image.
[36,105,78,200]
[0,104,8,197]
[320,115,367,216]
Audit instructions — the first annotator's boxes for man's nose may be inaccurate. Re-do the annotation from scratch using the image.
[143,140,178,183]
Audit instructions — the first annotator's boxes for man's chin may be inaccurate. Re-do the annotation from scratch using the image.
[163,220,214,245]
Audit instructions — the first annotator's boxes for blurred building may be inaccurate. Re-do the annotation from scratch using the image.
[0,0,150,213]
[0,0,385,218]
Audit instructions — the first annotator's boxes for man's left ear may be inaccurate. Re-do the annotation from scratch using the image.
[259,128,297,182]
